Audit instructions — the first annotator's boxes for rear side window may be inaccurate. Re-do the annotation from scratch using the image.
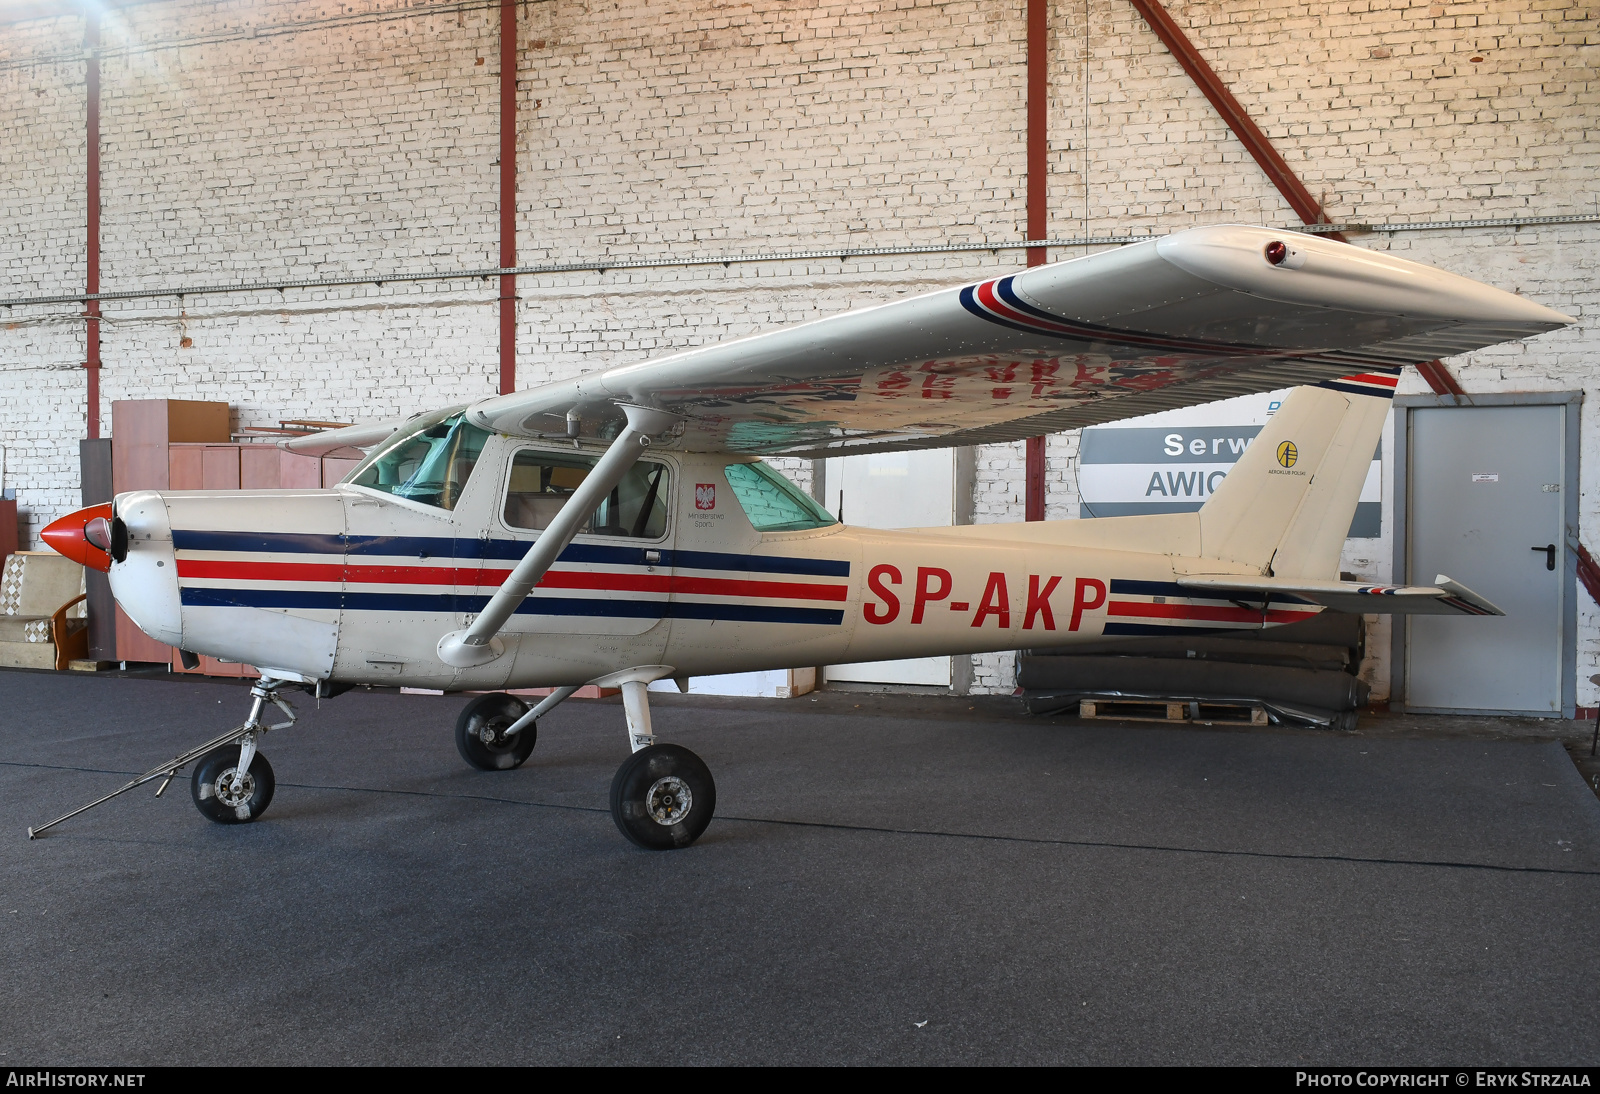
[723,461,836,532]
[503,450,669,539]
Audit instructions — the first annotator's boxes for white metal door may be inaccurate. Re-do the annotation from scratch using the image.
[1405,405,1565,713]
[824,450,955,686]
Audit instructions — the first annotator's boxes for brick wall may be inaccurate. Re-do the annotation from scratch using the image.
[1,0,1595,697]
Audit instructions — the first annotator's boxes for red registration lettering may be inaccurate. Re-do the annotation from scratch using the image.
[911,566,952,624]
[1025,575,1062,630]
[1069,577,1107,632]
[971,572,1011,628]
[864,564,902,624]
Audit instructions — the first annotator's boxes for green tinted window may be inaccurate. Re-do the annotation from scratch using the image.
[348,410,490,511]
[723,462,836,532]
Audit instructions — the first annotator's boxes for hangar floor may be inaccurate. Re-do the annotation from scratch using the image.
[3,669,1598,1065]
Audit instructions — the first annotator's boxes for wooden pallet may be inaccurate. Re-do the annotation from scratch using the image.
[1078,698,1269,726]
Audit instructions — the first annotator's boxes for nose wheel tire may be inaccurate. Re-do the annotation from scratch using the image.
[610,743,716,850]
[191,748,276,824]
[455,692,537,771]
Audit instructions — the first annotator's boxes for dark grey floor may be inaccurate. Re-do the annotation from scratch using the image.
[2,669,1597,1065]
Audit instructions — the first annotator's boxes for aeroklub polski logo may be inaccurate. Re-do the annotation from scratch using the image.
[1276,440,1299,468]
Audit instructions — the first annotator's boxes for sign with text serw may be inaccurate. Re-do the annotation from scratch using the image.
[1079,390,1381,538]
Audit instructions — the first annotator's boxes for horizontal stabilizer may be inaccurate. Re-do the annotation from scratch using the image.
[280,419,408,459]
[1177,574,1503,617]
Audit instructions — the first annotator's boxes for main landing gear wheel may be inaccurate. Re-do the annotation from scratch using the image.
[610,743,716,850]
[455,692,537,771]
[191,748,276,824]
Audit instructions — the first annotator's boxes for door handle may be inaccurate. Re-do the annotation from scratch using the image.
[1532,544,1555,571]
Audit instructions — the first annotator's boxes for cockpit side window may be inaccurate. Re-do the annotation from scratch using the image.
[347,410,490,511]
[503,449,670,539]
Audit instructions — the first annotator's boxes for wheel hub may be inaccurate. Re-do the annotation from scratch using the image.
[645,775,692,826]
[215,768,255,808]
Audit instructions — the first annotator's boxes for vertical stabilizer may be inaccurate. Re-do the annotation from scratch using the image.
[1196,372,1394,578]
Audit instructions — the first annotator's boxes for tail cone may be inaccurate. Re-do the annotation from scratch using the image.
[41,504,115,572]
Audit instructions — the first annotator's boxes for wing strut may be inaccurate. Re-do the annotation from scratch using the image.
[437,403,681,669]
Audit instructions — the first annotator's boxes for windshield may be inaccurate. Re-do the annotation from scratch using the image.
[346,409,491,511]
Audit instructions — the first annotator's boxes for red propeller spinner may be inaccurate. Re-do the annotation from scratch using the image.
[41,504,116,572]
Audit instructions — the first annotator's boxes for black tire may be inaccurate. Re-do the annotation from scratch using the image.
[455,692,536,771]
[191,748,276,824]
[609,743,716,850]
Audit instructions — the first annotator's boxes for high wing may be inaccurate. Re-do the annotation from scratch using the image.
[1177,574,1504,617]
[466,225,1571,457]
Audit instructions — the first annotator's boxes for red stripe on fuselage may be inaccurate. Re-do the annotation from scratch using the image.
[1340,372,1399,387]
[174,558,848,602]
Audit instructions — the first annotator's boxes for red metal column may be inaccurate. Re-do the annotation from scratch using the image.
[497,0,517,396]
[1026,0,1048,267]
[84,10,101,438]
[1024,0,1047,521]
[1414,358,1466,397]
[1128,0,1344,243]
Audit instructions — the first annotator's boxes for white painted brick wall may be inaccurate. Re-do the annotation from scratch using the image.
[2,0,1596,701]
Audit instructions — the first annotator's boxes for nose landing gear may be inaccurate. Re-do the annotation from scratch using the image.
[26,676,299,839]
[191,745,276,824]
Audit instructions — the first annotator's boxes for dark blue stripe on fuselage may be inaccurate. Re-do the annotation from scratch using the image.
[1108,578,1193,598]
[171,529,849,577]
[1316,379,1398,399]
[1108,577,1317,607]
[180,585,843,626]
[1102,622,1241,637]
[173,530,348,554]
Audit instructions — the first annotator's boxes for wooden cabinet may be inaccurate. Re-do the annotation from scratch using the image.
[111,399,230,495]
[321,456,362,487]
[0,497,17,573]
[241,446,281,488]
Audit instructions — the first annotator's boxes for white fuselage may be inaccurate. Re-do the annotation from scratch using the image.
[109,437,1312,689]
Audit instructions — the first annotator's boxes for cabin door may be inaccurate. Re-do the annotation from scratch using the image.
[493,445,675,659]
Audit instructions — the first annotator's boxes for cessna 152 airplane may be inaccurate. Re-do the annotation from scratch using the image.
[32,225,1572,849]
